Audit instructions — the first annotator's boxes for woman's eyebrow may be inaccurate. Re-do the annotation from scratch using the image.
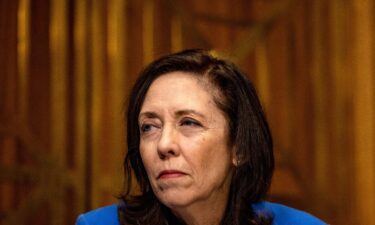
[175,109,206,118]
[139,111,158,119]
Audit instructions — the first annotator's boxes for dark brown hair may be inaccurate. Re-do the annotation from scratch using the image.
[119,49,274,225]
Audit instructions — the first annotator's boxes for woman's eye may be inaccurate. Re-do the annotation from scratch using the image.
[140,124,154,133]
[181,119,201,127]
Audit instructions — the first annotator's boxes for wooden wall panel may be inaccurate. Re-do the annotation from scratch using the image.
[1,0,88,224]
[1,0,375,224]
[0,1,19,223]
[89,0,127,209]
[352,0,375,224]
[328,0,353,223]
[73,0,90,212]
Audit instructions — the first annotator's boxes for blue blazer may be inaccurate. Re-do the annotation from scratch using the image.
[76,201,327,225]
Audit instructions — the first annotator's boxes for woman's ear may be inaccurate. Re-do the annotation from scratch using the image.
[231,147,240,167]
[232,158,241,167]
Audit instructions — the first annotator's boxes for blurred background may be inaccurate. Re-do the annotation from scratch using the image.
[1,0,375,224]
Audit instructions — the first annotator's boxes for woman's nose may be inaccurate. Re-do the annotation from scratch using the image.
[157,126,180,159]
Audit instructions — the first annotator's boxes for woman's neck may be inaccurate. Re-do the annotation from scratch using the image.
[170,188,230,225]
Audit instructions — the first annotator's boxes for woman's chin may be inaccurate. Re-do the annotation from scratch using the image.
[157,193,194,209]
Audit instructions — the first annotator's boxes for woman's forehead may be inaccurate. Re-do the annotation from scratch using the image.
[146,71,222,102]
[139,72,226,121]
[144,72,211,102]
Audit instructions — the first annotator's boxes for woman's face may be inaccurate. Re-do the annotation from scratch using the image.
[138,71,235,211]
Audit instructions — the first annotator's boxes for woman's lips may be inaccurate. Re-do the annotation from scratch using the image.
[158,170,187,179]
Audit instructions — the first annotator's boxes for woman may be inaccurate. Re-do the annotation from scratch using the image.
[76,49,326,225]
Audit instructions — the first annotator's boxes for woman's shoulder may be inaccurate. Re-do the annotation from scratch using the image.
[252,201,327,225]
[75,204,120,225]
[75,201,327,225]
